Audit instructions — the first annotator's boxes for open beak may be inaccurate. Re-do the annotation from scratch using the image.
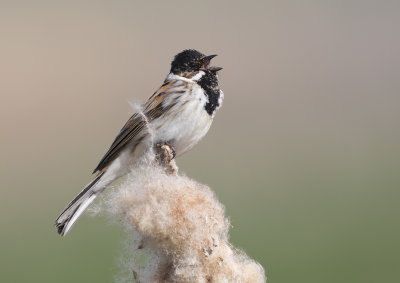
[208,66,223,72]
[201,54,222,72]
[204,54,217,61]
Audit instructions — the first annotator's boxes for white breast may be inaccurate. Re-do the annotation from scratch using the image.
[150,84,213,156]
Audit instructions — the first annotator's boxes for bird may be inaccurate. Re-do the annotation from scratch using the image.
[55,49,224,236]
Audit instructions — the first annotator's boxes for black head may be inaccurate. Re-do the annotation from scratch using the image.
[170,49,221,78]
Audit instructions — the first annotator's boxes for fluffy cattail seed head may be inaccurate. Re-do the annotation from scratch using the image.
[100,147,266,283]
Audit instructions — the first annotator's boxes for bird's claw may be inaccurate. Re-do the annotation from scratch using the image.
[155,142,178,174]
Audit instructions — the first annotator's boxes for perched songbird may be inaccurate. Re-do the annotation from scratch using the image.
[55,49,224,236]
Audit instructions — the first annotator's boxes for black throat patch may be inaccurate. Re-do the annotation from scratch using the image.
[197,71,221,116]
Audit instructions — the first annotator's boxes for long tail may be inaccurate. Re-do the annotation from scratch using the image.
[55,171,108,236]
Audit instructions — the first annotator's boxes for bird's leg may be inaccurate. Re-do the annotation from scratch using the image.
[162,141,176,159]
[155,142,178,175]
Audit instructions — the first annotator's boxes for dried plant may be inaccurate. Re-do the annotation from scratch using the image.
[100,146,266,283]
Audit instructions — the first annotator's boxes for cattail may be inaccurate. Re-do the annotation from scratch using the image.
[100,145,266,282]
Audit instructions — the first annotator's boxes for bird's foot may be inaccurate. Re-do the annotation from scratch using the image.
[155,142,178,175]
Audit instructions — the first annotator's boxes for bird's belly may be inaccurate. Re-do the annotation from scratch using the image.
[151,98,212,156]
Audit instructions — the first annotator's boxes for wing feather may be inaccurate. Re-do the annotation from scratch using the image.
[92,80,182,173]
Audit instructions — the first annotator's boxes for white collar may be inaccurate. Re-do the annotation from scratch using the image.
[165,71,205,83]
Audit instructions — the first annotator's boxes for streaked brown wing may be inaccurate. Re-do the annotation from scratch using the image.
[92,80,179,173]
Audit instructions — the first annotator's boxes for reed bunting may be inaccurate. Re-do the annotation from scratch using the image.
[55,49,224,236]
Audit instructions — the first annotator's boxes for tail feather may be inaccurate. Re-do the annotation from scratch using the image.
[55,172,106,236]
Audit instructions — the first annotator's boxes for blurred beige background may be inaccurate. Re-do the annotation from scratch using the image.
[1,1,399,282]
